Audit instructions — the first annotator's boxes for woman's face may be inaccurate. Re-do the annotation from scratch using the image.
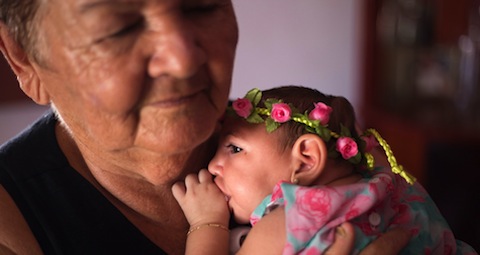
[208,117,294,223]
[31,0,238,158]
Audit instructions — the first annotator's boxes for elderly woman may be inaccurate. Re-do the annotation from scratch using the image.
[0,0,410,254]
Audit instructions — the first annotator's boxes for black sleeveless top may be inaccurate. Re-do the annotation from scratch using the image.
[0,112,167,254]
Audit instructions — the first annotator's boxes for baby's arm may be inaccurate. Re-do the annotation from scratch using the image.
[172,169,230,255]
[235,207,286,255]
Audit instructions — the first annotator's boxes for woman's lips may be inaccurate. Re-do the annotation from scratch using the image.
[150,92,200,108]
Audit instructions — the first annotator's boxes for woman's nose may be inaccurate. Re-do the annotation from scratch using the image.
[147,19,207,79]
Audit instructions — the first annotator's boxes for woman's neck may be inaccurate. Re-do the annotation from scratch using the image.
[55,123,217,254]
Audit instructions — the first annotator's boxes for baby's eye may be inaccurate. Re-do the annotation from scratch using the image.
[226,144,243,154]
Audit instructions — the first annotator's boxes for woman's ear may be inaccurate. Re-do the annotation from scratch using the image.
[290,134,328,185]
[0,23,50,105]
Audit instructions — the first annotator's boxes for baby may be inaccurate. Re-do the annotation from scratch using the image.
[172,86,477,254]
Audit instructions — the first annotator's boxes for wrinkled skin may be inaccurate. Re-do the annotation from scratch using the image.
[30,0,238,178]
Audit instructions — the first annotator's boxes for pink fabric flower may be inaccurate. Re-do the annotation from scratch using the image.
[270,103,291,123]
[308,102,332,125]
[296,188,331,221]
[336,137,358,159]
[232,98,253,118]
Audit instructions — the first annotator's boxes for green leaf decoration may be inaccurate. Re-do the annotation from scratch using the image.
[348,152,362,164]
[245,88,262,106]
[291,112,305,120]
[309,119,320,129]
[316,125,331,141]
[340,124,352,137]
[246,112,265,123]
[306,126,316,134]
[264,98,281,109]
[265,117,280,133]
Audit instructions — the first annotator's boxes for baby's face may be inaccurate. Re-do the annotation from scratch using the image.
[208,117,295,223]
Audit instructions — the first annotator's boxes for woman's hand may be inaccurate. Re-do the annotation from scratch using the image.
[325,222,411,255]
[172,169,230,227]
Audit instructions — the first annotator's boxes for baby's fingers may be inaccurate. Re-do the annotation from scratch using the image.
[184,172,200,189]
[171,182,186,202]
[198,169,213,183]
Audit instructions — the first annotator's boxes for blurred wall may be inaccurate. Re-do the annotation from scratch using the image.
[231,0,363,109]
[0,102,49,144]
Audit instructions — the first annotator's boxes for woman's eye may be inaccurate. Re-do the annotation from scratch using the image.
[109,20,143,38]
[183,2,224,15]
[186,4,216,13]
[226,144,243,154]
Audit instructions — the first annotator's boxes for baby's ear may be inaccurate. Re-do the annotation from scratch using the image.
[290,134,327,185]
[0,23,50,105]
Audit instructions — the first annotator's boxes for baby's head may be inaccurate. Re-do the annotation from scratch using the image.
[209,86,415,223]
[208,85,372,223]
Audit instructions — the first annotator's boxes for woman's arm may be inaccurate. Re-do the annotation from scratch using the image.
[0,185,43,255]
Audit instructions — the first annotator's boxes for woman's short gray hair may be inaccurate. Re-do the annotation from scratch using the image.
[0,0,40,59]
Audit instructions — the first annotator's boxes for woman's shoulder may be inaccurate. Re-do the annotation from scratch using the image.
[0,110,66,177]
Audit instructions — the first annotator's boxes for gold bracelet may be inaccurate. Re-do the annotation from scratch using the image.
[187,223,229,236]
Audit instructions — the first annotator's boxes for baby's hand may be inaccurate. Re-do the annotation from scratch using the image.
[172,169,230,227]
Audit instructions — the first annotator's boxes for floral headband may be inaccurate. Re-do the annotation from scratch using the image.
[230,88,416,185]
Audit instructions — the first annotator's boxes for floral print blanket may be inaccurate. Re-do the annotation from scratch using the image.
[250,169,477,255]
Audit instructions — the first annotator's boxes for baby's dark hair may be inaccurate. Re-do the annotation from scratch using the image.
[259,85,359,156]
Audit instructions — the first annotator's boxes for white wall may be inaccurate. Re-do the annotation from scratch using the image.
[231,0,363,109]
